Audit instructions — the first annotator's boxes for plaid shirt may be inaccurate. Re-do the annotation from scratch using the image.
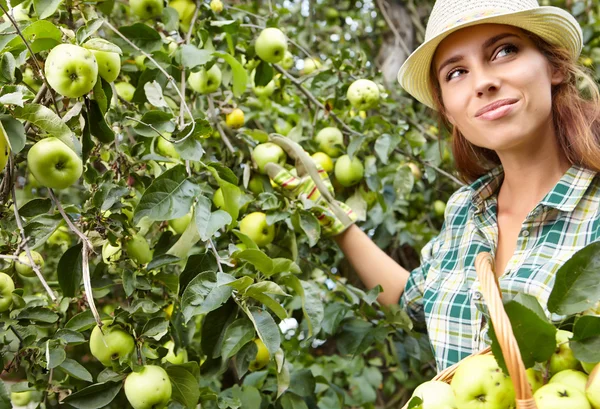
[399,164,600,371]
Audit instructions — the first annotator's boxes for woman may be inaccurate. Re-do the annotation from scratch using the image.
[267,0,600,372]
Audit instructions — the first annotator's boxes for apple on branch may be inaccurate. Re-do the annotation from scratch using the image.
[124,365,172,409]
[0,272,15,313]
[251,142,286,174]
[240,212,275,247]
[255,27,288,64]
[45,44,98,98]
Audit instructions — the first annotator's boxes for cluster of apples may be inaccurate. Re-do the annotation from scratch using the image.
[408,329,600,409]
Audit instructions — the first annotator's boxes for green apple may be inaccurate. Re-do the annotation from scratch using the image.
[255,27,288,64]
[169,0,196,31]
[125,234,152,265]
[583,362,599,374]
[156,137,180,159]
[315,127,344,158]
[586,363,600,408]
[347,79,380,110]
[102,241,122,264]
[549,369,588,395]
[550,330,580,375]
[135,55,146,70]
[226,108,245,129]
[209,0,223,12]
[251,70,276,99]
[162,340,188,364]
[168,213,192,234]
[0,272,15,312]
[130,0,164,19]
[280,51,294,70]
[249,338,270,371]
[407,162,422,180]
[45,44,98,98]
[124,365,172,409]
[252,142,286,174]
[311,152,334,173]
[534,383,590,409]
[301,58,322,75]
[15,250,44,277]
[90,50,121,83]
[214,188,248,213]
[410,380,456,409]
[274,118,293,136]
[47,226,72,247]
[240,212,275,247]
[27,137,83,189]
[450,354,515,409]
[433,200,446,217]
[526,367,545,394]
[115,82,136,102]
[11,391,32,406]
[359,185,378,209]
[248,175,266,195]
[188,65,222,94]
[22,67,40,91]
[89,320,135,366]
[334,155,364,187]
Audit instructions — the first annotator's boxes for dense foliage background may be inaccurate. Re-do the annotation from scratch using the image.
[1,0,600,408]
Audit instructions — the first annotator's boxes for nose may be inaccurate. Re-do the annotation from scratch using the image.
[473,68,501,97]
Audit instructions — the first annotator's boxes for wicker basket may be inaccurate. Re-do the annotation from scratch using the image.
[401,252,537,409]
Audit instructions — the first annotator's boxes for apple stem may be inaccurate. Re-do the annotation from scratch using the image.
[208,238,224,274]
[9,162,57,301]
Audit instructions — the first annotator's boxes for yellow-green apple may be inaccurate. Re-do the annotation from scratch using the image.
[188,65,221,94]
[433,200,446,217]
[47,226,72,247]
[168,213,192,234]
[315,127,344,158]
[407,162,422,180]
[251,71,276,99]
[586,363,600,409]
[301,58,321,75]
[549,369,588,395]
[274,118,293,136]
[252,142,286,174]
[125,234,152,265]
[239,212,275,247]
[102,241,122,264]
[124,365,172,409]
[534,383,590,409]
[209,0,223,13]
[249,338,270,371]
[334,155,364,187]
[226,108,245,129]
[156,137,180,159]
[450,354,515,409]
[410,380,457,409]
[311,152,334,173]
[169,0,196,31]
[161,340,188,364]
[255,27,288,64]
[347,79,380,110]
[89,320,135,366]
[248,175,266,194]
[45,44,98,98]
[115,82,136,102]
[22,67,40,91]
[90,50,121,82]
[280,51,294,70]
[27,137,83,189]
[11,391,32,406]
[15,250,44,277]
[526,367,545,394]
[0,272,15,312]
[130,0,164,19]
[583,362,599,374]
[550,330,580,375]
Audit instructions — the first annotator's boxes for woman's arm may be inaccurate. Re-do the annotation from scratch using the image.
[333,224,411,306]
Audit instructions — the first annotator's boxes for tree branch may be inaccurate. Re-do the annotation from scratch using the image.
[207,95,235,153]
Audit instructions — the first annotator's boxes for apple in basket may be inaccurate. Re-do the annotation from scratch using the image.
[408,380,457,409]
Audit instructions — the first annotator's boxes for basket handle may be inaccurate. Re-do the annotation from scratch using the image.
[475,252,537,409]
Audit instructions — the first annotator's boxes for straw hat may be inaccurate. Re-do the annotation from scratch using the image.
[397,0,583,110]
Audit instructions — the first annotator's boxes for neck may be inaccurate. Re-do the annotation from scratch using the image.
[495,131,571,216]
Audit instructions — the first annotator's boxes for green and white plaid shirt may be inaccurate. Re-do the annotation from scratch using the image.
[399,164,600,371]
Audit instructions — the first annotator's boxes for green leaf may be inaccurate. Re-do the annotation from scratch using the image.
[54,329,86,344]
[244,306,280,356]
[488,293,556,371]
[247,293,288,320]
[23,213,62,249]
[179,44,212,69]
[133,111,175,137]
[13,105,78,154]
[221,318,255,359]
[65,310,96,332]
[280,276,323,338]
[134,165,201,224]
[0,91,23,107]
[118,24,162,53]
[18,198,51,217]
[17,306,59,323]
[76,19,104,44]
[254,60,273,86]
[0,52,15,83]
[235,249,274,274]
[336,319,388,356]
[294,210,320,247]
[173,117,212,142]
[144,80,169,108]
[225,276,254,292]
[166,366,200,409]
[571,315,600,363]
[146,254,180,271]
[59,358,93,382]
[279,392,308,409]
[548,242,600,315]
[287,369,316,397]
[47,346,66,368]
[201,300,238,359]
[194,196,232,241]
[181,271,233,322]
[61,382,122,409]
[213,51,247,97]
[245,281,289,297]
[208,162,239,185]
[57,243,83,297]
[33,0,63,19]
[0,380,10,409]
[141,317,169,338]
[87,99,114,143]
[0,115,25,154]
[82,38,122,54]
[5,21,61,54]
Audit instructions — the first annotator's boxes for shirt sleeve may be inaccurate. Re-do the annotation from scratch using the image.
[398,234,439,328]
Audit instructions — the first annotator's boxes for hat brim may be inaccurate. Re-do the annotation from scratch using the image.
[397,6,583,110]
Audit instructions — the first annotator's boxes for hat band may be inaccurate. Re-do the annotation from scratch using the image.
[440,9,506,32]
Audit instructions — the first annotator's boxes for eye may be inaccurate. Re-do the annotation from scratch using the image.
[495,44,518,59]
[445,68,466,82]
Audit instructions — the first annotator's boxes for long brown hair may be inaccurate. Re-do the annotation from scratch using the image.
[428,28,600,184]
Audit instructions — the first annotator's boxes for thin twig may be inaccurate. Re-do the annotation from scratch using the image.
[48,189,94,249]
[24,83,49,133]
[0,3,60,114]
[394,147,464,186]
[81,243,102,327]
[207,95,235,153]
[225,5,266,20]
[124,116,170,140]
[10,164,56,301]
[208,238,224,274]
[375,0,411,56]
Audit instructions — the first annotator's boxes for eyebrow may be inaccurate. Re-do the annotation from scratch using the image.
[436,33,521,77]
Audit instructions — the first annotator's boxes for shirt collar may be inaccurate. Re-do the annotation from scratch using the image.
[469,164,597,213]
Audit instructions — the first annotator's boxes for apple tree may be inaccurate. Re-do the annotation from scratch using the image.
[1,0,600,408]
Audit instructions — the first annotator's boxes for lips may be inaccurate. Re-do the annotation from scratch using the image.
[475,98,519,117]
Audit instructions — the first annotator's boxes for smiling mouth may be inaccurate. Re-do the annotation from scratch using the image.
[477,101,519,121]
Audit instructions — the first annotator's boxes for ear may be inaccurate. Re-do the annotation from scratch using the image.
[550,65,565,86]
[445,112,456,127]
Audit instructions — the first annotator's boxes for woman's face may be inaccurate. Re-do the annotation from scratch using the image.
[433,24,564,153]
